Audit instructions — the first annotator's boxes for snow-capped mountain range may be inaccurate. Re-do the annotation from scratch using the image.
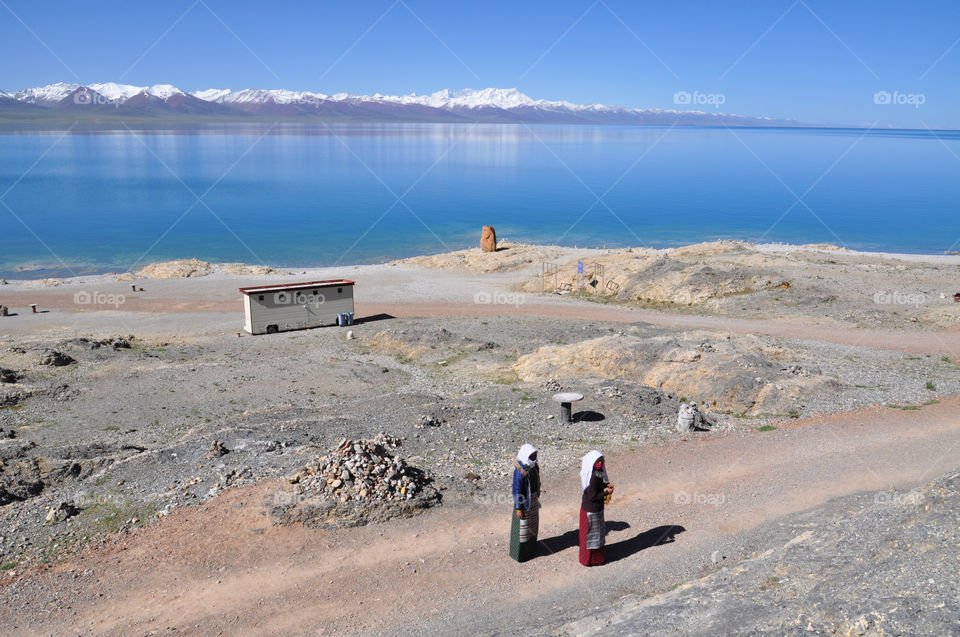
[0,82,789,126]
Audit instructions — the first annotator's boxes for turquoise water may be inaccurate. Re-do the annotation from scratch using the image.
[0,124,957,277]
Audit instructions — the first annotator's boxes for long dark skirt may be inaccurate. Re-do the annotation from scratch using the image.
[579,508,606,566]
[509,497,540,562]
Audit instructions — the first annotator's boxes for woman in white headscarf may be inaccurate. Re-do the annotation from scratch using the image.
[579,450,614,566]
[509,443,541,562]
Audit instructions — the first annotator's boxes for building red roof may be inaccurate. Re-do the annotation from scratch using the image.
[238,279,355,295]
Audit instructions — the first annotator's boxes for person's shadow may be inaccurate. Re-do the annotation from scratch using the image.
[606,524,686,563]
[537,529,579,556]
[537,521,682,561]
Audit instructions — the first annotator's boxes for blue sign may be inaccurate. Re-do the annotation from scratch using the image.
[577,261,584,274]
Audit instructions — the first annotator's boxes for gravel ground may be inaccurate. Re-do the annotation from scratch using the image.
[1,312,957,574]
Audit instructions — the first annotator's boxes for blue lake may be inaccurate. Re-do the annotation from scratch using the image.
[0,123,957,277]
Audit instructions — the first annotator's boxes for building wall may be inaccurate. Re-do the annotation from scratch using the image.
[246,285,354,334]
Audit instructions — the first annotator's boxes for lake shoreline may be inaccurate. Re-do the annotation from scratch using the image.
[4,238,960,284]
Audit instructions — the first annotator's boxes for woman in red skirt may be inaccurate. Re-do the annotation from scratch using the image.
[579,450,614,566]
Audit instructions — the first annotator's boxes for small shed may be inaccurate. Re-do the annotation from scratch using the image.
[239,279,355,335]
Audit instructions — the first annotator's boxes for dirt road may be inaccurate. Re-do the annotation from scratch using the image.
[3,288,959,357]
[5,397,958,636]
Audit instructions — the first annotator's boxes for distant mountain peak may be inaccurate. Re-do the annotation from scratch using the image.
[14,82,81,105]
[87,82,143,102]
[192,88,231,102]
[146,84,185,99]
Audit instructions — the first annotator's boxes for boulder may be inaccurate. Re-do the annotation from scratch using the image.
[480,226,497,252]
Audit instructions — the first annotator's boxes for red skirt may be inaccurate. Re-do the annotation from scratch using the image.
[579,508,606,566]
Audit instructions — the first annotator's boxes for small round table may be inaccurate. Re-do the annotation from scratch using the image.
[552,392,584,423]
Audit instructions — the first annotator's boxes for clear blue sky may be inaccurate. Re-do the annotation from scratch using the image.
[2,0,958,128]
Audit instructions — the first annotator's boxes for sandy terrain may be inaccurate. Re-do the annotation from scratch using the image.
[0,240,959,635]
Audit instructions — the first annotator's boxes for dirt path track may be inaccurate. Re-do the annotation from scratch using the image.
[3,290,959,357]
[362,301,960,357]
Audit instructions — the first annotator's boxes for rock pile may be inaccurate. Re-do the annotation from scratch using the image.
[44,501,79,523]
[63,336,133,351]
[291,434,432,504]
[540,378,562,393]
[415,414,443,429]
[35,350,75,367]
[206,440,229,459]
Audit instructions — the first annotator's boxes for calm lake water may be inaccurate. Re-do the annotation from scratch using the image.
[0,124,957,277]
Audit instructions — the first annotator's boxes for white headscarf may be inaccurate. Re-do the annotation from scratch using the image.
[580,450,608,491]
[517,443,538,467]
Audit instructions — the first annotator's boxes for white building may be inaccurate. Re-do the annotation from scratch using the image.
[239,279,355,335]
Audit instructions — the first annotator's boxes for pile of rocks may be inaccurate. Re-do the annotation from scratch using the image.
[63,336,133,351]
[34,350,74,367]
[540,378,562,393]
[415,414,443,429]
[291,434,432,504]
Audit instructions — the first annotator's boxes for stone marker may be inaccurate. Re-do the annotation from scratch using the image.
[480,226,497,252]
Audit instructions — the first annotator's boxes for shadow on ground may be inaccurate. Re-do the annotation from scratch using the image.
[606,524,686,563]
[356,313,395,324]
[537,522,684,562]
[573,410,605,422]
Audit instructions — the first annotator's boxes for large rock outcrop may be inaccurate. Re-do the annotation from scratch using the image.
[519,241,789,306]
[395,240,569,273]
[515,332,837,416]
[120,259,280,280]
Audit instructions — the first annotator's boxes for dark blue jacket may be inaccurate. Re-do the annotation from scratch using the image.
[512,463,540,510]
